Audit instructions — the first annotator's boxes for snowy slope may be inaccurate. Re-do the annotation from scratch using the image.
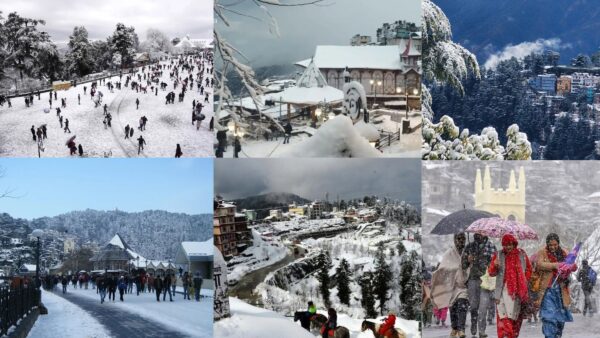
[0,56,213,157]
[214,298,421,338]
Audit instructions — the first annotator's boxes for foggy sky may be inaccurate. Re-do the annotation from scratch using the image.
[215,158,421,205]
[0,0,213,42]
[217,0,421,67]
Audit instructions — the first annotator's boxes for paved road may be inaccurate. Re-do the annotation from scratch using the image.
[56,291,189,338]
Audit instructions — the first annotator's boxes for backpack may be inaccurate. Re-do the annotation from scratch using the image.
[589,268,597,287]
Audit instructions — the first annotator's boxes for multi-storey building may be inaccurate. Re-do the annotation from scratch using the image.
[214,201,252,259]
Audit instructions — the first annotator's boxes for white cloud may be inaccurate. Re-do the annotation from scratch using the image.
[484,38,570,69]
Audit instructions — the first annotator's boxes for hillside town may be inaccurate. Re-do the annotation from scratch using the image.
[214,193,422,338]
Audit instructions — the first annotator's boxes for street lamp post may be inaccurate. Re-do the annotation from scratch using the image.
[369,80,374,108]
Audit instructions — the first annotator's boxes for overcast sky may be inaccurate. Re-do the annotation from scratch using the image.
[217,0,421,67]
[0,0,213,42]
[215,159,421,205]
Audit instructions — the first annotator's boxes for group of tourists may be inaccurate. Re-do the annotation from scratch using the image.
[425,232,596,338]
[40,269,205,304]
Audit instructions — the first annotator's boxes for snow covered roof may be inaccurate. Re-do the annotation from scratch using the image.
[176,240,213,264]
[297,59,327,88]
[295,45,405,70]
[588,192,600,198]
[266,85,343,105]
[108,234,131,250]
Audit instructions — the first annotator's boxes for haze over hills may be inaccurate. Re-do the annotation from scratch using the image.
[435,0,600,63]
[231,192,311,218]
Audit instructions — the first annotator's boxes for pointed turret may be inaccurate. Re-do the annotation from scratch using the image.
[508,170,516,192]
[483,165,492,190]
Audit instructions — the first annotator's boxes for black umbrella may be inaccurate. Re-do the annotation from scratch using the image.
[430,209,496,235]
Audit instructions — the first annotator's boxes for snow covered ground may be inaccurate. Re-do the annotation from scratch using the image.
[424,313,600,338]
[57,284,212,337]
[0,55,213,157]
[222,114,420,158]
[227,230,288,283]
[214,298,421,338]
[28,289,112,338]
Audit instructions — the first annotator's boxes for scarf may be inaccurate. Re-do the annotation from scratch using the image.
[502,234,529,301]
[546,247,565,281]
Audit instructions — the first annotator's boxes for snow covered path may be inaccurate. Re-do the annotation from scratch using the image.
[423,313,600,337]
[53,290,189,338]
[28,289,112,338]
[0,56,214,157]
[50,285,212,338]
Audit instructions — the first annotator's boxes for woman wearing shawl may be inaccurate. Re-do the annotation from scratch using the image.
[488,234,532,338]
[431,233,468,338]
[535,233,577,338]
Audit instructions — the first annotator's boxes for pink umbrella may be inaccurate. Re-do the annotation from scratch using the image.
[466,217,538,240]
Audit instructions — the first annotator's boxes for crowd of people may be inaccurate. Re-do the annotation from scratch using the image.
[1,50,213,157]
[41,269,205,304]
[424,232,597,338]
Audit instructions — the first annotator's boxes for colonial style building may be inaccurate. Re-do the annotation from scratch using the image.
[89,234,135,271]
[474,166,526,223]
[295,37,421,108]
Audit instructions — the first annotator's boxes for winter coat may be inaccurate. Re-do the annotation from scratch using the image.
[577,265,594,292]
[284,123,292,134]
[154,277,163,290]
[193,276,202,289]
[461,239,496,280]
[534,247,572,308]
[118,279,127,290]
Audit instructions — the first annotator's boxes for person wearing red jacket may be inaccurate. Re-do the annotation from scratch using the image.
[488,234,532,338]
[378,313,396,336]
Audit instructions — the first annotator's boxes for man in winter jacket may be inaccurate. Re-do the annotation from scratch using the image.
[163,274,173,302]
[577,260,595,317]
[462,234,496,337]
[154,275,163,302]
[193,272,202,301]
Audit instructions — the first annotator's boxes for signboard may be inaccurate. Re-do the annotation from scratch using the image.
[213,246,230,321]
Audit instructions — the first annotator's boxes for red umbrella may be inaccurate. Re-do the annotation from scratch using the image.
[65,135,76,146]
[466,217,538,240]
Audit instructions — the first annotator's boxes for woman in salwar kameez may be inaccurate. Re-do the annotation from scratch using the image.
[488,234,532,338]
[535,233,577,338]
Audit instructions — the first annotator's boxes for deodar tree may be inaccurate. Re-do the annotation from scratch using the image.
[422,0,531,160]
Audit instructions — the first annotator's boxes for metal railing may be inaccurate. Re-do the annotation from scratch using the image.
[376,130,401,150]
[0,284,41,336]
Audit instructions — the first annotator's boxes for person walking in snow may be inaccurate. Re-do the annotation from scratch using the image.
[125,125,130,139]
[137,135,146,154]
[78,144,84,157]
[78,94,81,105]
[154,275,163,302]
[107,275,117,302]
[182,272,190,300]
[61,275,68,294]
[193,272,202,301]
[171,274,177,298]
[36,128,43,142]
[136,98,140,109]
[462,233,496,338]
[118,276,127,301]
[431,233,468,338]
[103,104,108,115]
[59,115,63,128]
[163,274,173,302]
[41,125,47,139]
[30,125,36,141]
[284,122,292,144]
[175,144,183,158]
[488,234,532,338]
[64,119,71,133]
[97,275,107,304]
[536,233,577,338]
[578,260,596,317]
